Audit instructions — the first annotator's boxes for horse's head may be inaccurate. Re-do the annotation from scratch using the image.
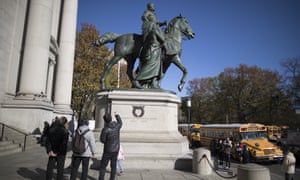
[167,15,195,40]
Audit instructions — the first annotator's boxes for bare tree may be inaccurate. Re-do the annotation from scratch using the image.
[281,57,300,105]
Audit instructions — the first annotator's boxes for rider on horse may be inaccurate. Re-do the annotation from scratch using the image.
[94,4,195,92]
[141,3,167,42]
[134,3,167,89]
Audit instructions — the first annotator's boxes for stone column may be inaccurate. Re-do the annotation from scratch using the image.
[53,0,78,113]
[18,0,53,97]
[46,58,56,101]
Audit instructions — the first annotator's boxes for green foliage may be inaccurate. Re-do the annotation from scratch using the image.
[72,23,111,117]
[72,23,131,119]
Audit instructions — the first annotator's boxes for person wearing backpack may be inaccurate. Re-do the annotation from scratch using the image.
[98,112,122,180]
[70,119,96,180]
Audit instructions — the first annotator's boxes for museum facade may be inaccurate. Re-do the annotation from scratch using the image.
[0,0,78,133]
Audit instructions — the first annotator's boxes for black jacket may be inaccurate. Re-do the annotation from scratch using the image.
[46,125,69,156]
[100,114,122,153]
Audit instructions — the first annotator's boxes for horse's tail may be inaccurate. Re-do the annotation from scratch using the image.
[95,32,119,46]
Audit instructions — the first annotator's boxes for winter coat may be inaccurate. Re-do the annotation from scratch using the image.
[223,140,232,154]
[100,114,123,153]
[282,151,296,174]
[46,125,69,156]
[72,125,96,157]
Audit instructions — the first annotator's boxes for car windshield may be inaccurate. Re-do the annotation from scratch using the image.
[241,132,268,140]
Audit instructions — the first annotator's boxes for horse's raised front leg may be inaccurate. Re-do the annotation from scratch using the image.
[100,55,122,90]
[171,56,187,92]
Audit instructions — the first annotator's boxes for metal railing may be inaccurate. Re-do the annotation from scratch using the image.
[198,154,237,179]
[0,122,30,152]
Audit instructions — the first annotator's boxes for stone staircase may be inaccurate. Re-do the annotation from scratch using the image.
[0,123,41,156]
[0,140,22,156]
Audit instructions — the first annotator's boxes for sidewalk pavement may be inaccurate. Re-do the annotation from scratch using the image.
[0,146,238,180]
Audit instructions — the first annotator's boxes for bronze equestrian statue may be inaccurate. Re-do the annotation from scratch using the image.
[94,14,195,92]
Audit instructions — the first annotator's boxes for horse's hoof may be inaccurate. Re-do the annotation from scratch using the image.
[132,80,143,89]
[151,83,160,89]
[178,84,183,92]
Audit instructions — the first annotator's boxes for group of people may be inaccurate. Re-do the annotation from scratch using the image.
[211,137,296,180]
[235,142,250,164]
[43,112,123,180]
[215,137,233,169]
[212,137,250,169]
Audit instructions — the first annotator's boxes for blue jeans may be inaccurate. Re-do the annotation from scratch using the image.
[99,152,118,180]
[70,156,90,180]
[116,160,123,173]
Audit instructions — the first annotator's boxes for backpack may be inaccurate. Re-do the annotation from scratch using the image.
[72,129,89,154]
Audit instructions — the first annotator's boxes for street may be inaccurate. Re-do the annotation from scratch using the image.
[264,162,300,180]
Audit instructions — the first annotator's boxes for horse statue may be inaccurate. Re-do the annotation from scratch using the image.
[94,15,195,91]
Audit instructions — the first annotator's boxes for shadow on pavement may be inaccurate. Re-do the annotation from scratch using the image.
[17,167,46,180]
[174,158,192,172]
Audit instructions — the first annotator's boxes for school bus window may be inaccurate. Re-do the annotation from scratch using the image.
[241,131,268,140]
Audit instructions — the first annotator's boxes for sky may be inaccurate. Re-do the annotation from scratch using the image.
[77,0,300,96]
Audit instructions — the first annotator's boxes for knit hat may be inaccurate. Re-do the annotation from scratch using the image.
[103,113,112,123]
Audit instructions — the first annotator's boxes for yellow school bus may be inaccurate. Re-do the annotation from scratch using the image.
[188,124,202,148]
[266,125,281,142]
[199,123,283,162]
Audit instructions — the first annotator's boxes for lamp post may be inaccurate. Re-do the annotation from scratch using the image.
[186,97,191,136]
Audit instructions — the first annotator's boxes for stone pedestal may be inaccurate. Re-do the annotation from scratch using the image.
[94,89,189,169]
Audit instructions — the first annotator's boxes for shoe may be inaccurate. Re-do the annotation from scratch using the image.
[117,173,121,176]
